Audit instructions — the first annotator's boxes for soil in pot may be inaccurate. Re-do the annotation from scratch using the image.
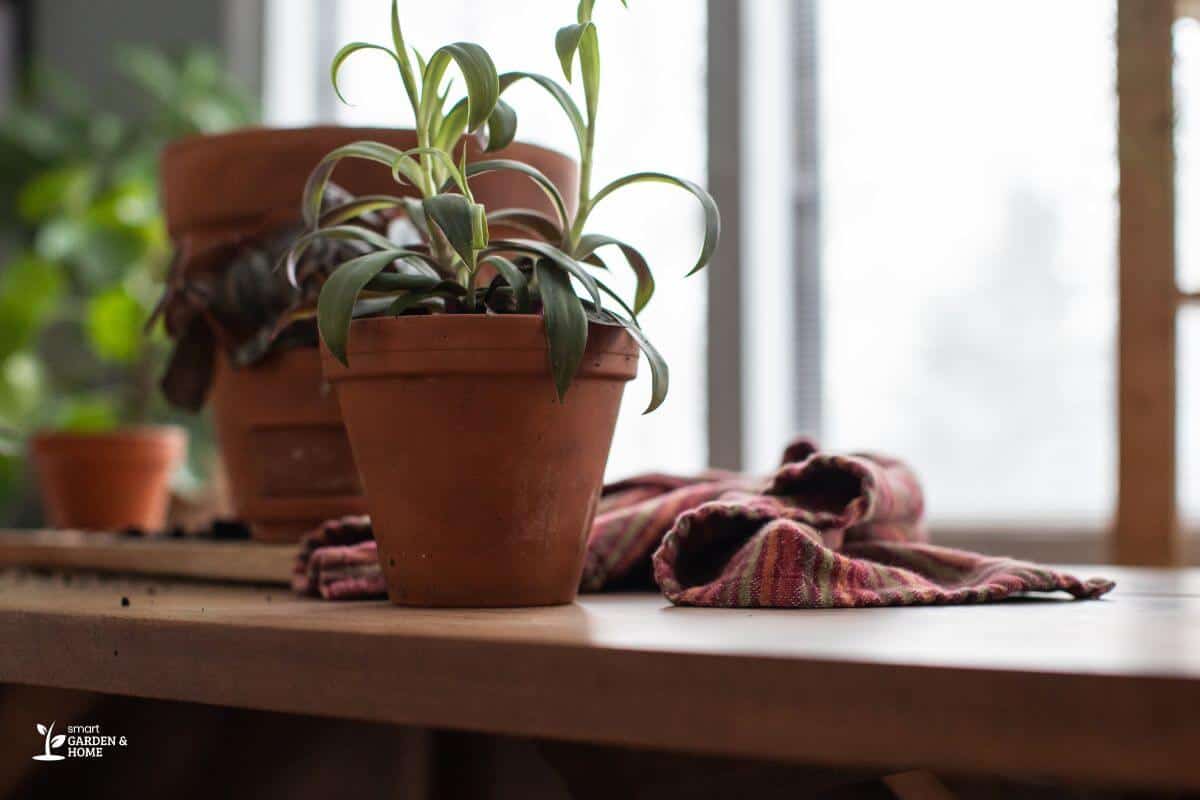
[31,426,186,532]
[322,315,638,608]
[210,346,367,543]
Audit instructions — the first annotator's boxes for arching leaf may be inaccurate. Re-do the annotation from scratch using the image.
[319,250,439,364]
[318,194,409,228]
[388,0,421,113]
[486,208,563,242]
[423,194,479,267]
[586,304,668,414]
[499,72,585,152]
[385,283,464,315]
[464,160,569,229]
[555,23,600,121]
[481,254,530,311]
[489,238,600,307]
[365,272,456,293]
[421,42,499,133]
[330,43,403,105]
[484,99,518,152]
[575,233,654,313]
[302,141,410,227]
[536,259,588,401]
[589,172,720,275]
[284,225,436,287]
[577,0,628,23]
[390,145,467,195]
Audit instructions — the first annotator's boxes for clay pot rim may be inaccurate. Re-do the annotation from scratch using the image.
[30,425,187,448]
[162,125,574,170]
[339,314,640,357]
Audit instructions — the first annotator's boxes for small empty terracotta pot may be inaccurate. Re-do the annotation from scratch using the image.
[31,427,187,532]
[322,315,638,607]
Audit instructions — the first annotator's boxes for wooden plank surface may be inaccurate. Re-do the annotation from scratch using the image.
[0,530,292,584]
[1115,0,1179,565]
[0,566,1198,789]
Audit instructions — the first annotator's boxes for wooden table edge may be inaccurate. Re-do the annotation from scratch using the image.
[1,602,1197,791]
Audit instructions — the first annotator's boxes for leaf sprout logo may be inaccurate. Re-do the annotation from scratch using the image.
[33,722,66,761]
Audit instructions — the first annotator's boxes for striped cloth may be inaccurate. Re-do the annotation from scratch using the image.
[293,440,1115,606]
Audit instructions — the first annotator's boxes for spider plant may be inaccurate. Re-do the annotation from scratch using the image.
[289,0,719,412]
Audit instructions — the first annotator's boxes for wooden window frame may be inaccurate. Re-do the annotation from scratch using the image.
[1115,0,1187,565]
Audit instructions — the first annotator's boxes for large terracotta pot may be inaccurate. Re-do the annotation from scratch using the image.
[161,126,578,246]
[31,427,186,532]
[322,316,638,607]
[160,128,578,542]
[210,347,366,542]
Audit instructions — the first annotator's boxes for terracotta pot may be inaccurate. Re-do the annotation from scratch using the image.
[210,347,367,543]
[161,126,578,245]
[31,427,186,532]
[159,128,578,538]
[322,316,638,607]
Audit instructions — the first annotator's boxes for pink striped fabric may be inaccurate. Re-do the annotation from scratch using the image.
[293,441,1115,606]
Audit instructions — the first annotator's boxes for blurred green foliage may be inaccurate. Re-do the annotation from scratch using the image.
[0,47,256,522]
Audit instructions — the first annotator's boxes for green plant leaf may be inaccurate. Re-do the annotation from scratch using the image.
[0,426,20,457]
[319,250,419,365]
[481,254,530,311]
[56,396,120,433]
[484,99,517,152]
[470,202,488,248]
[464,160,569,229]
[575,233,655,314]
[499,72,585,152]
[302,141,410,227]
[0,255,64,361]
[555,22,593,84]
[363,272,446,293]
[535,259,588,402]
[489,239,601,307]
[330,42,404,105]
[388,0,421,114]
[386,291,437,316]
[589,172,720,275]
[421,42,499,133]
[318,194,409,227]
[486,208,564,242]
[576,0,628,22]
[434,100,470,153]
[390,145,467,194]
[384,283,465,315]
[399,197,429,238]
[591,275,639,321]
[283,225,435,286]
[17,165,91,221]
[423,194,479,267]
[85,287,144,364]
[555,23,600,122]
[586,305,668,414]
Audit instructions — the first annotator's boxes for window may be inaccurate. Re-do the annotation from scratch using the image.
[820,0,1118,527]
[264,1,1161,541]
[263,0,708,481]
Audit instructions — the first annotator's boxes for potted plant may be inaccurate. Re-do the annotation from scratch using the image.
[0,49,251,531]
[293,0,720,606]
[156,127,577,542]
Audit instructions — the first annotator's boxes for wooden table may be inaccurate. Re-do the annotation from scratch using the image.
[1,566,1198,793]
